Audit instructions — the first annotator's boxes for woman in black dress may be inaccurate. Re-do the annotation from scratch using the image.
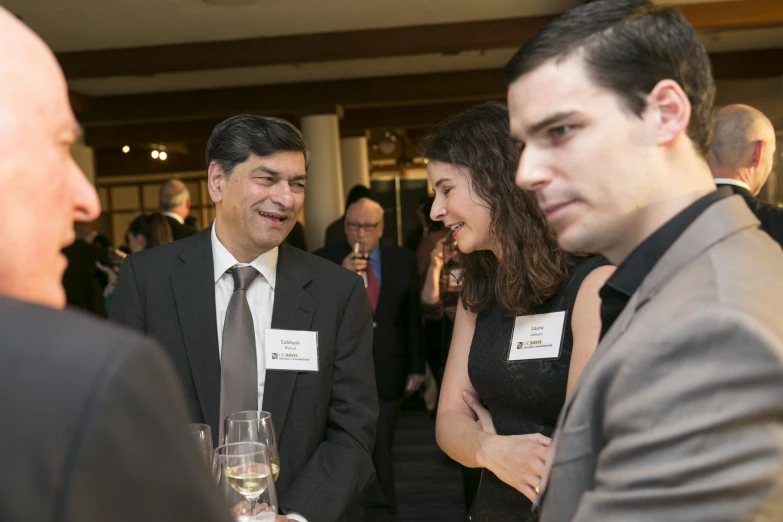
[422,103,613,521]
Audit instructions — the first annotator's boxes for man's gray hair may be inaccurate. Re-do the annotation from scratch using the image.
[159,179,190,211]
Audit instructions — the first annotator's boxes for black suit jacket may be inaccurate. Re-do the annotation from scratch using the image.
[165,215,198,241]
[62,239,106,317]
[0,297,230,522]
[324,217,347,246]
[110,228,378,522]
[314,242,425,401]
[717,183,783,248]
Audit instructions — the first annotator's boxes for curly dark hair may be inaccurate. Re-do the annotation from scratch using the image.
[421,102,569,316]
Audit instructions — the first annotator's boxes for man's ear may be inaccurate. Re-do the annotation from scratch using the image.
[647,79,691,149]
[750,140,765,170]
[207,161,225,204]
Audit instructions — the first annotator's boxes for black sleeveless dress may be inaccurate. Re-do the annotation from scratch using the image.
[467,256,608,521]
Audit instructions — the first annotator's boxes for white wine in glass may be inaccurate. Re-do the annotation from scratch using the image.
[224,411,281,482]
[225,462,270,498]
[213,442,278,521]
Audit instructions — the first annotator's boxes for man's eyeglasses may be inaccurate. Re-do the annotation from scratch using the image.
[346,221,381,232]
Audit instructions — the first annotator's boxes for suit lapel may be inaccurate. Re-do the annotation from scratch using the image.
[541,196,761,507]
[263,242,315,442]
[170,227,222,430]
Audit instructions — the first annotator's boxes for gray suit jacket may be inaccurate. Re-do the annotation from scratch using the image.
[110,227,378,522]
[0,297,231,522]
[540,196,783,522]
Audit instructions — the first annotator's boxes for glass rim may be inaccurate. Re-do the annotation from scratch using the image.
[188,423,211,432]
[214,441,268,457]
[224,410,272,422]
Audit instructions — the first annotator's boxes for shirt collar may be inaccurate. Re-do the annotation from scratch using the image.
[713,178,751,192]
[368,244,381,263]
[162,211,185,225]
[603,187,731,299]
[211,221,278,289]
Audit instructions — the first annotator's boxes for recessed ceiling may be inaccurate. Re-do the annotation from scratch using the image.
[5,0,581,52]
[66,26,783,96]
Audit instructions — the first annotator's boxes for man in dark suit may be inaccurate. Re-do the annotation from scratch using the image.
[0,8,231,522]
[159,179,198,240]
[111,115,378,522]
[62,227,106,317]
[315,197,425,519]
[709,104,783,247]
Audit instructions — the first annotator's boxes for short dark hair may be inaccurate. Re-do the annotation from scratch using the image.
[421,102,568,316]
[205,114,310,176]
[345,184,372,213]
[504,0,715,158]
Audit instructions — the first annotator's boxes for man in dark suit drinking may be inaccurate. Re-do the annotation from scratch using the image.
[315,197,425,520]
[111,115,378,522]
[0,7,231,522]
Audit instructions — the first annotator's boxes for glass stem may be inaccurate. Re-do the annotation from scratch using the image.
[248,497,257,519]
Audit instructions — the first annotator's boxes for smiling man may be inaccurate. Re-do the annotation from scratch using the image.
[506,0,783,521]
[111,115,378,522]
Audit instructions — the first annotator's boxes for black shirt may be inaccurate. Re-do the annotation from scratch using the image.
[598,188,731,339]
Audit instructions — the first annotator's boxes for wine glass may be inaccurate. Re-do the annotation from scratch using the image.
[188,423,213,469]
[213,442,277,521]
[223,411,280,482]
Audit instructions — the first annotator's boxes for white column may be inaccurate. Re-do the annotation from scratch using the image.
[301,114,344,251]
[340,136,370,193]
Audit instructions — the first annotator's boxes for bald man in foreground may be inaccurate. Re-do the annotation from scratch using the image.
[0,8,231,521]
[315,198,424,521]
[710,104,783,246]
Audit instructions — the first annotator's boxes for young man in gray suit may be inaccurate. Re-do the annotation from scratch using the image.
[111,115,379,522]
[507,0,783,520]
[0,7,231,522]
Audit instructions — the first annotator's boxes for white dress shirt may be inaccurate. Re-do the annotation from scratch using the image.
[713,178,751,192]
[162,211,185,224]
[211,223,277,411]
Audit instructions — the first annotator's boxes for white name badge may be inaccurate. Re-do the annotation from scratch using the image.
[265,329,319,372]
[507,311,567,362]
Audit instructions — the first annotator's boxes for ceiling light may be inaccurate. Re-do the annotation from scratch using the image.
[122,145,130,153]
[159,151,168,161]
[151,150,159,159]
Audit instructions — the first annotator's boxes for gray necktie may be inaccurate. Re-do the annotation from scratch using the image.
[219,265,260,440]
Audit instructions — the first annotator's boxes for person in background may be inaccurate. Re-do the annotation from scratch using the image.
[159,179,198,240]
[315,197,425,521]
[425,103,612,521]
[97,212,174,315]
[709,104,783,246]
[62,225,106,317]
[286,220,308,250]
[0,7,232,522]
[324,184,372,246]
[404,196,431,252]
[507,1,783,520]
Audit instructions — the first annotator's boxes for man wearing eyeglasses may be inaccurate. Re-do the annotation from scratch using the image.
[315,197,425,521]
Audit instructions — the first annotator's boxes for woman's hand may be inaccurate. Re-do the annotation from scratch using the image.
[95,261,118,286]
[430,238,447,273]
[465,390,551,502]
[462,391,496,435]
